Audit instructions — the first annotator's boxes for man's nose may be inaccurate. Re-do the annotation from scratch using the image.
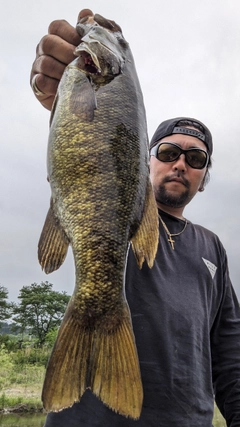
[172,154,187,172]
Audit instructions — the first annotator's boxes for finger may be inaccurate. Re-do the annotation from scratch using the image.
[77,10,122,33]
[36,34,77,65]
[31,73,59,97]
[32,54,67,81]
[77,9,94,22]
[30,73,56,111]
[48,19,81,45]
[30,54,65,110]
[94,14,122,32]
[39,95,55,111]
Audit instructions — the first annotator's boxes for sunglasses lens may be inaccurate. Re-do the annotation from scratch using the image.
[157,144,180,162]
[185,151,207,168]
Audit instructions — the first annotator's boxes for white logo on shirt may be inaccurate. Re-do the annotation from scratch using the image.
[202,257,217,279]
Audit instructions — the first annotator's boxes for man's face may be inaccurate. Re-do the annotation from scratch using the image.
[149,133,208,209]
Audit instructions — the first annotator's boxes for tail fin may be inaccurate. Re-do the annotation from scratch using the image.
[42,300,143,419]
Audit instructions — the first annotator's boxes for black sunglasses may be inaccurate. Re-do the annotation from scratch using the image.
[150,142,209,169]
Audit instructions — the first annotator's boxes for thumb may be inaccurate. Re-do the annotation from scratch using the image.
[77,9,94,22]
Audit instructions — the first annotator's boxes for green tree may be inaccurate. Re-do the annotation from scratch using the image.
[0,286,11,326]
[12,282,70,345]
[45,326,59,347]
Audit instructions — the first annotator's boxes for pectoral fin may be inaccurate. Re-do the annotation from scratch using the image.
[131,180,159,269]
[70,70,97,121]
[38,199,69,274]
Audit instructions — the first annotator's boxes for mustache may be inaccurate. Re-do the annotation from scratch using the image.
[162,173,190,189]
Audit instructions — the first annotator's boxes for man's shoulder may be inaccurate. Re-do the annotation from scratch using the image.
[188,220,218,239]
[187,220,226,256]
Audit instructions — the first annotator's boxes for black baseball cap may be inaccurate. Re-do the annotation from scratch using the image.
[149,117,213,156]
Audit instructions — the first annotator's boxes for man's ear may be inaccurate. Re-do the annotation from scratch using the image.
[198,172,207,192]
[198,183,205,192]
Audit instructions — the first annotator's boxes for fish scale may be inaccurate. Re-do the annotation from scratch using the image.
[38,12,159,420]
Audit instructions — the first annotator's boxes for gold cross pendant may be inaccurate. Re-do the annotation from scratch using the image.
[168,236,175,250]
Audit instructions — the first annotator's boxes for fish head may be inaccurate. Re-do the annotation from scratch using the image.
[75,14,128,81]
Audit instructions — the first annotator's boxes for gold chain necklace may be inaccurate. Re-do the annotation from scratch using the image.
[158,214,187,250]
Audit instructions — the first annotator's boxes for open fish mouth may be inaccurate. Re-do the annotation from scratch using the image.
[75,43,101,75]
[74,39,122,77]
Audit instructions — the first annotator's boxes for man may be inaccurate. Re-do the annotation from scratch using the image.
[31,10,240,427]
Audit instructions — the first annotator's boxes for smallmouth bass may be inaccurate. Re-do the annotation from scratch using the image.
[38,12,159,419]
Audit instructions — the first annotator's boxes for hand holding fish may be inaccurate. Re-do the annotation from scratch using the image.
[30,9,119,110]
[30,20,79,109]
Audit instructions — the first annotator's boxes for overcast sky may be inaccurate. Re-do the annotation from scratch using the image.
[1,0,240,303]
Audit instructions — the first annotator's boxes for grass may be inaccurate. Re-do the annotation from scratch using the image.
[0,346,45,413]
[0,393,42,412]
[0,345,228,425]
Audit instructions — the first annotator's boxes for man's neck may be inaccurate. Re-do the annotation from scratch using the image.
[157,203,185,220]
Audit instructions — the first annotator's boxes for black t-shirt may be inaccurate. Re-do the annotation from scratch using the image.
[44,211,240,426]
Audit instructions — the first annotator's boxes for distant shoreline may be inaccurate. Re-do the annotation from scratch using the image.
[0,394,43,414]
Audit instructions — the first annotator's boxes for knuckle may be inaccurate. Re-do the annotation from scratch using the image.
[35,41,41,55]
[38,55,54,74]
[35,35,54,57]
[37,74,59,97]
[37,55,65,81]
[39,34,54,55]
[48,19,68,35]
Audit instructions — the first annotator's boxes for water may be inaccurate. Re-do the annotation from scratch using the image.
[0,413,46,427]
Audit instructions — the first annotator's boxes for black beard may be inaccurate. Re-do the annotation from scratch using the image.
[154,177,191,208]
[154,185,190,208]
